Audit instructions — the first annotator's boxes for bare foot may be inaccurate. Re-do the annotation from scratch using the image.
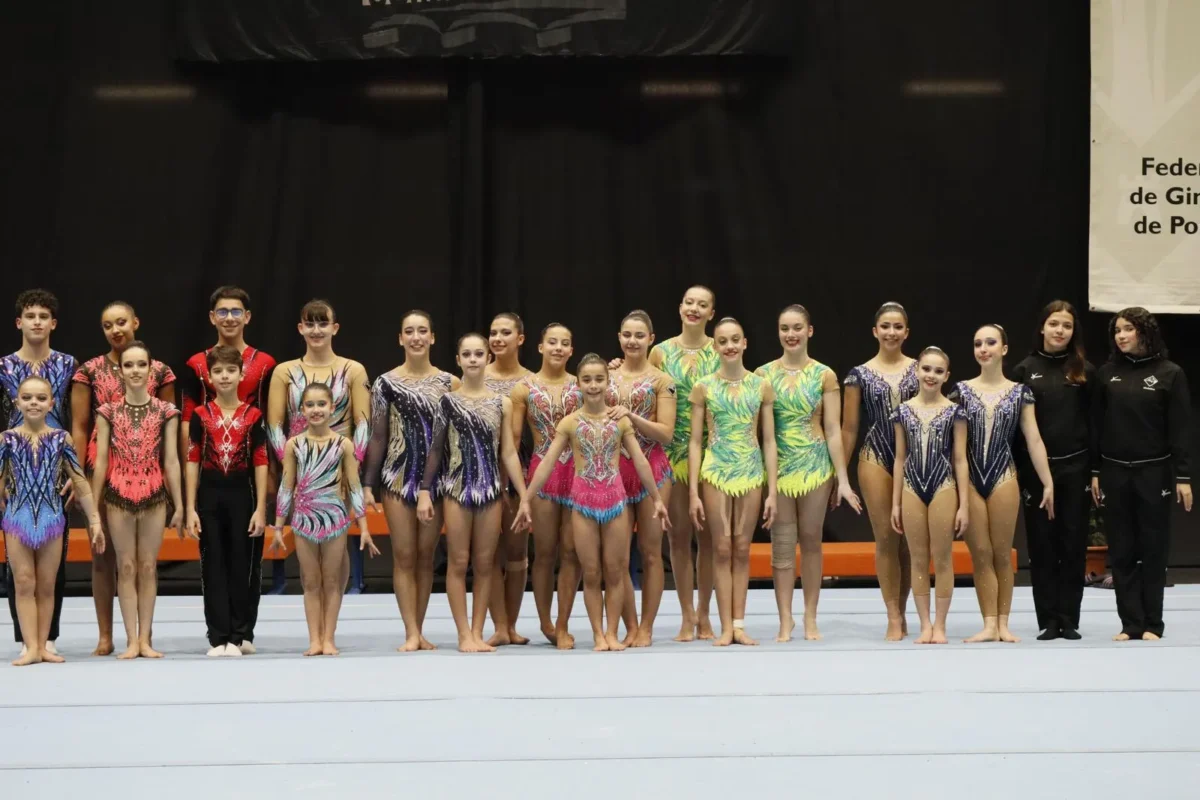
[11,649,41,666]
[1142,632,1161,641]
[885,617,904,642]
[487,630,512,647]
[592,634,610,652]
[803,617,822,641]
[713,629,734,647]
[915,626,934,644]
[419,636,437,651]
[556,631,575,650]
[931,626,948,644]
[45,641,59,656]
[901,617,909,636]
[92,639,115,657]
[40,649,65,663]
[1112,632,1130,641]
[697,617,715,640]
[322,641,340,656]
[776,617,796,643]
[675,616,697,642]
[631,629,653,648]
[998,628,1021,643]
[398,636,422,653]
[621,630,636,648]
[964,628,999,643]
[541,624,558,646]
[605,633,627,652]
[139,642,164,659]
[117,645,140,660]
[303,641,323,656]
[733,629,759,646]
[507,628,530,646]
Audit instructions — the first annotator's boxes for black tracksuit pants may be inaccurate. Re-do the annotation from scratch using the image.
[1101,459,1173,638]
[198,481,263,647]
[1022,455,1089,631]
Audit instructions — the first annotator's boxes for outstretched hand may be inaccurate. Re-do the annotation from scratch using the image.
[360,531,381,557]
[834,482,863,515]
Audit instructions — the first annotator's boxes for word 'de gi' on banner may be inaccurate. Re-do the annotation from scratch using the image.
[1090,0,1200,314]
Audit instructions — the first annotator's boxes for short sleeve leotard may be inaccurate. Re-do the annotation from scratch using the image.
[696,373,766,496]
[952,381,1036,499]
[566,413,627,524]
[275,434,365,543]
[73,354,176,471]
[267,358,370,466]
[523,376,582,503]
[0,429,82,549]
[654,338,720,482]
[844,362,918,469]
[187,402,268,490]
[892,402,965,506]
[756,360,835,498]
[0,350,78,431]
[606,369,675,503]
[180,347,276,423]
[364,370,454,505]
[97,397,179,512]
[423,393,505,509]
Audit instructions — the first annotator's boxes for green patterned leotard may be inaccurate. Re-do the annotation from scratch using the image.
[695,372,766,496]
[755,360,835,498]
[655,338,720,482]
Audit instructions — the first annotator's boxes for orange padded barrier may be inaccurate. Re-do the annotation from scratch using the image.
[748,541,1016,579]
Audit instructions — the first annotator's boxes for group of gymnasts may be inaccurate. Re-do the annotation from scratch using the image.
[0,284,1191,664]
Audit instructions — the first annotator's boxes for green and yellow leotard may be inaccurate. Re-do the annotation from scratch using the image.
[654,338,720,483]
[695,372,766,496]
[755,359,835,498]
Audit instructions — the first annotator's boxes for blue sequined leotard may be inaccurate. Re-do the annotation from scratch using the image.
[0,429,82,549]
[892,403,964,506]
[422,393,505,509]
[845,362,918,468]
[953,381,1035,499]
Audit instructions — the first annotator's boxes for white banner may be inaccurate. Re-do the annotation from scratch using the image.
[1090,0,1200,314]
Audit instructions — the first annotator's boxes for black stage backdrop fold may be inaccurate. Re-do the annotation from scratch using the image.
[3,0,1198,565]
[176,0,799,61]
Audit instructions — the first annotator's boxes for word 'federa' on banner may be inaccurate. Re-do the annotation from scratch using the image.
[1130,157,1200,235]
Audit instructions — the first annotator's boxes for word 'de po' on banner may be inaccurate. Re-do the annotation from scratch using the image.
[1089,0,1200,314]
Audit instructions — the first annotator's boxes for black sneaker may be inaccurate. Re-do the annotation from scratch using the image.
[1036,622,1061,641]
[1059,627,1081,640]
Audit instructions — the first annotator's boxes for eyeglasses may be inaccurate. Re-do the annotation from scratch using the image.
[214,308,246,320]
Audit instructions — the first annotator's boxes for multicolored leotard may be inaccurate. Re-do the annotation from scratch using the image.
[654,338,720,482]
[892,402,964,506]
[0,429,82,549]
[756,360,835,498]
[97,397,179,512]
[844,362,918,468]
[267,358,370,466]
[953,381,1035,499]
[364,370,454,505]
[423,393,505,509]
[522,376,582,504]
[276,434,365,543]
[695,373,766,496]
[606,369,674,503]
[0,350,78,431]
[566,413,627,523]
[73,354,176,471]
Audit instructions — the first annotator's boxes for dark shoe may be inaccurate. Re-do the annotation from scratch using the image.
[1037,622,1061,641]
[1059,627,1081,640]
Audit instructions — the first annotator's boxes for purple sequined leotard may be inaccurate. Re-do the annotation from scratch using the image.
[422,393,505,509]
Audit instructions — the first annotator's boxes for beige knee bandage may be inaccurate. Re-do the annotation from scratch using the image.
[771,523,798,569]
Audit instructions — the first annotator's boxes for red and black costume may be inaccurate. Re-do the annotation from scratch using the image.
[180,347,276,424]
[188,401,269,648]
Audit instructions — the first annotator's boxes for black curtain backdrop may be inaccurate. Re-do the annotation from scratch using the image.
[3,1,1197,567]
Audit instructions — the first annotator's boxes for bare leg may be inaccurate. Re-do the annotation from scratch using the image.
[443,501,485,652]
[319,535,348,655]
[987,480,1021,643]
[294,537,326,655]
[703,484,735,646]
[902,491,934,644]
[667,477,699,641]
[632,483,669,647]
[35,538,65,662]
[860,460,906,640]
[134,506,166,658]
[963,486,999,642]
[695,505,715,640]
[555,511,579,649]
[529,496,561,644]
[91,498,116,656]
[770,496,798,642]
[730,489,762,647]
[620,520,638,647]
[416,504,441,650]
[601,513,632,652]
[5,536,41,666]
[106,508,141,660]
[797,480,833,641]
[927,490,958,644]
[486,494,524,645]
[572,514,606,650]
[385,496,423,652]
[469,503,502,652]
